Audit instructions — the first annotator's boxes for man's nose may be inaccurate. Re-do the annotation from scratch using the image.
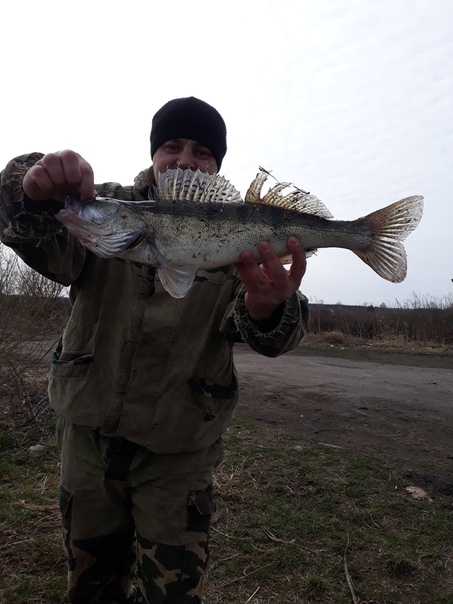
[176,148,197,170]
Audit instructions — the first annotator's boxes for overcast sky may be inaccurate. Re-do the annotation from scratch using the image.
[1,0,452,306]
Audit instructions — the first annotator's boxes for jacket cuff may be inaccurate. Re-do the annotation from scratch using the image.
[233,290,301,345]
[0,153,63,243]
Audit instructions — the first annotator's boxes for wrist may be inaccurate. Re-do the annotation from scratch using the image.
[248,303,284,330]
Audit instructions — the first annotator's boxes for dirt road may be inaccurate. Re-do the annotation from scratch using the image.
[30,338,453,494]
[233,345,453,495]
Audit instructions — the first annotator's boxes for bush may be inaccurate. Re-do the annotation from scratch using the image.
[308,294,453,346]
[0,245,70,431]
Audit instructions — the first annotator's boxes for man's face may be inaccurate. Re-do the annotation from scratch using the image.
[152,138,218,180]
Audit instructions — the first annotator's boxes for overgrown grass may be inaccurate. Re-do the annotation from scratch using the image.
[0,429,65,604]
[1,415,452,603]
[206,420,453,603]
[301,331,453,358]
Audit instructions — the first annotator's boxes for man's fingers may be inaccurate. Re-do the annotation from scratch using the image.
[257,242,287,282]
[236,252,267,291]
[60,153,83,187]
[37,153,67,186]
[79,160,96,201]
[23,164,56,200]
[57,150,95,199]
[23,150,95,202]
[237,239,306,321]
[238,238,306,294]
[286,237,306,285]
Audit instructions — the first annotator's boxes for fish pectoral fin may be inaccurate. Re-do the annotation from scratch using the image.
[157,264,198,298]
[146,237,197,298]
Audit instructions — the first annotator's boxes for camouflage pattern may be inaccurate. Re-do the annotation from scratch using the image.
[1,153,309,602]
[136,487,214,603]
[58,420,221,603]
[0,153,309,455]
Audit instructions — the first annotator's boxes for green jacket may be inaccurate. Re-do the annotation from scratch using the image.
[0,153,309,453]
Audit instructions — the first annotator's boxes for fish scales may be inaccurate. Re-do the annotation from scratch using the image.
[56,167,424,298]
[129,202,374,267]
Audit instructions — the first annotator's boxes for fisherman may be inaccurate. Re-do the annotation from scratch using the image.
[0,97,309,604]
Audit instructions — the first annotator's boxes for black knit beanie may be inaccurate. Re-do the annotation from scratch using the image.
[150,97,227,170]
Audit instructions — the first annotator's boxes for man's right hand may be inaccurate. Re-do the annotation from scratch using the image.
[23,150,96,203]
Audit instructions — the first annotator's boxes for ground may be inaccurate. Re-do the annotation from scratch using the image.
[14,337,453,495]
[233,343,453,496]
[3,341,452,602]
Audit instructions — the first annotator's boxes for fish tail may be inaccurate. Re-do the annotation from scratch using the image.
[353,195,424,283]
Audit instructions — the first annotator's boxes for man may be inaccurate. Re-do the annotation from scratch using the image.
[0,97,309,603]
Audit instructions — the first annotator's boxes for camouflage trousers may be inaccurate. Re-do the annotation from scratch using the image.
[57,420,224,603]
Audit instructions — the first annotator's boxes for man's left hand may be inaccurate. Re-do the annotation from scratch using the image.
[235,237,306,321]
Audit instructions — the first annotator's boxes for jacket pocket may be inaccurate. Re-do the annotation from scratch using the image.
[51,351,94,377]
[186,375,237,422]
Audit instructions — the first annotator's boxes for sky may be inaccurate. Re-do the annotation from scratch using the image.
[1,0,452,306]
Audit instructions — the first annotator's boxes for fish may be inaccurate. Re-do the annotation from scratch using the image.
[56,167,424,298]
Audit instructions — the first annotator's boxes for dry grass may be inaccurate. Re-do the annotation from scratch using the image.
[302,331,453,356]
[1,375,453,603]
[207,421,453,603]
[0,258,452,602]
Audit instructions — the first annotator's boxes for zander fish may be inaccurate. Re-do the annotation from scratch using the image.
[56,167,424,298]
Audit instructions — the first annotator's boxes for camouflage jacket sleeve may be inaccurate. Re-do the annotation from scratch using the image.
[0,153,63,243]
[0,154,139,285]
[220,275,310,357]
[0,153,85,284]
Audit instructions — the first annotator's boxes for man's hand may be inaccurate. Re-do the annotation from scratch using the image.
[235,237,306,321]
[23,150,96,203]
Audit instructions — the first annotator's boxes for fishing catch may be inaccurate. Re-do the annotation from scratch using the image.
[56,168,424,298]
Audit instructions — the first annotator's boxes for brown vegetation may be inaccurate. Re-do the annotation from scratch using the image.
[1,246,452,603]
[308,294,453,346]
[0,248,68,434]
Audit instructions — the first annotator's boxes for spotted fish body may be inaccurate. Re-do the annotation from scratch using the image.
[56,168,424,298]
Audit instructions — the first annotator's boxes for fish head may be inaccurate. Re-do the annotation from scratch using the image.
[56,196,147,258]
[59,195,122,228]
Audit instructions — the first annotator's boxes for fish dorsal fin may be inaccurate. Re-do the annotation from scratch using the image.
[154,168,243,205]
[244,169,269,203]
[245,167,334,219]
